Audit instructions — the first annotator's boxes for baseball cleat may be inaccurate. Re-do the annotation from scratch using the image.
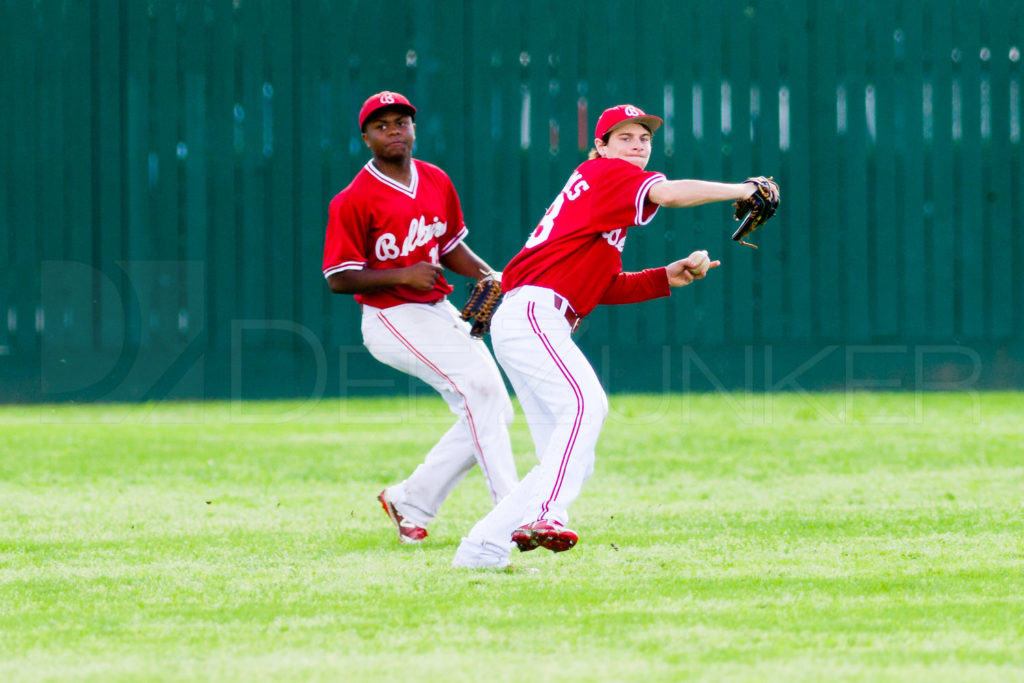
[511,520,578,553]
[452,536,516,570]
[378,490,427,544]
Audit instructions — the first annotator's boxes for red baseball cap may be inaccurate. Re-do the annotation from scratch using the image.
[358,91,417,129]
[594,104,663,140]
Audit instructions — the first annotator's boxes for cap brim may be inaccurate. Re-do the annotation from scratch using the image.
[360,103,417,128]
[606,115,663,136]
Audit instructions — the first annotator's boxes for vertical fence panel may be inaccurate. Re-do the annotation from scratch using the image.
[462,3,501,271]
[983,4,1015,340]
[122,2,154,352]
[7,1,37,354]
[781,0,814,341]
[868,2,901,339]
[898,6,929,341]
[1,2,13,354]
[112,0,150,380]
[37,0,64,348]
[60,3,95,350]
[836,2,871,342]
[421,1,465,181]
[123,0,150,265]
[875,6,899,343]
[236,0,268,335]
[926,7,957,339]
[810,0,843,341]
[493,2,529,268]
[151,5,180,265]
[321,0,355,350]
[143,0,183,358]
[552,3,583,176]
[178,0,209,356]
[1011,5,1024,335]
[92,1,129,351]
[520,0,558,258]
[266,1,294,328]
[954,1,986,339]
[294,1,326,341]
[206,0,236,349]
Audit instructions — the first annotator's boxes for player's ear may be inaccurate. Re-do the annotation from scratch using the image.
[361,131,370,147]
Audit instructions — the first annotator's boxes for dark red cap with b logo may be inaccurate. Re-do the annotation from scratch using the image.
[594,104,663,140]
[358,91,417,129]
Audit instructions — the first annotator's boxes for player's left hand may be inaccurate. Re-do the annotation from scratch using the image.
[666,250,720,287]
[403,262,445,290]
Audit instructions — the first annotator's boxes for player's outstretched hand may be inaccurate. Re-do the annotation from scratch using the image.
[666,250,721,287]
[404,262,444,289]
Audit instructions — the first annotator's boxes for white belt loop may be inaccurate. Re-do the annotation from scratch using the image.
[552,293,569,316]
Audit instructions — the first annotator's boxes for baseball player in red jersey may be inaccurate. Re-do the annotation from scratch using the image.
[323,91,518,544]
[453,104,779,569]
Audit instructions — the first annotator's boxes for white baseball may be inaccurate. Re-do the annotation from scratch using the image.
[688,251,710,276]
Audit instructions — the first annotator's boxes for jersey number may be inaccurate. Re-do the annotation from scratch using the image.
[524,172,590,248]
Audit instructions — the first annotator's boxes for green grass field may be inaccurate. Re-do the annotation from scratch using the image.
[2,392,1022,682]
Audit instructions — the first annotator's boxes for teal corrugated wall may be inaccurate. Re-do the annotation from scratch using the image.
[2,0,1022,401]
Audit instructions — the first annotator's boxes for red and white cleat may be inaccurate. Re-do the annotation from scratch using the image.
[511,520,578,553]
[378,489,427,544]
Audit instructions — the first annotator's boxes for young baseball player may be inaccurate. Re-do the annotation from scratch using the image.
[322,91,518,544]
[453,104,779,569]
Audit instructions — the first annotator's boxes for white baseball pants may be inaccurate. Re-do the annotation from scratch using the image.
[361,299,518,527]
[454,286,609,565]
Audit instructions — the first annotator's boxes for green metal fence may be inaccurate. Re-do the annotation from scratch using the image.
[2,0,1022,401]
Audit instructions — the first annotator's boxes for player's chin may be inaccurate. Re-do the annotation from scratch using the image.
[378,143,410,159]
[624,155,649,170]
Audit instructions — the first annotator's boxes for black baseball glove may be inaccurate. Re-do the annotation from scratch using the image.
[731,176,780,249]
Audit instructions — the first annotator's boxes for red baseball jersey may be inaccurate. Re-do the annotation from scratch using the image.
[502,157,671,317]
[322,159,468,308]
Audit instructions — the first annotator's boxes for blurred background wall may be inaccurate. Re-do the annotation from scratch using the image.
[2,0,1022,402]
